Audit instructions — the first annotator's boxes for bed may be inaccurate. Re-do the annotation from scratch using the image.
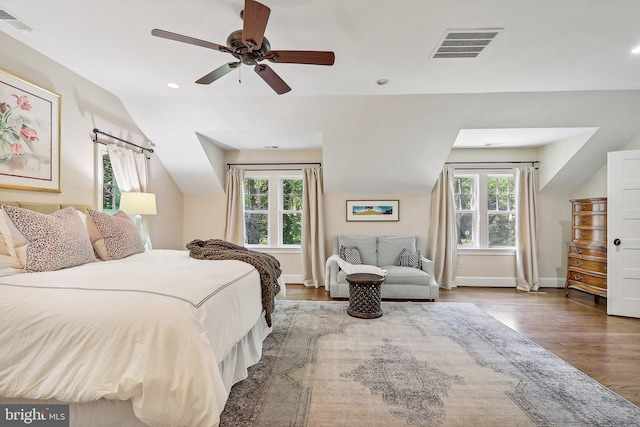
[0,202,283,427]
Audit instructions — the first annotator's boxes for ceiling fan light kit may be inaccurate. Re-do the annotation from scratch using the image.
[151,0,335,95]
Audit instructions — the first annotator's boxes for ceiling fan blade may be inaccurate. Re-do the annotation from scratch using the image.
[242,0,271,50]
[267,50,335,66]
[196,62,240,85]
[151,29,230,53]
[254,64,291,95]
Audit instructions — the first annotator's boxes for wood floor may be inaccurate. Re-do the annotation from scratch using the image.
[285,284,640,407]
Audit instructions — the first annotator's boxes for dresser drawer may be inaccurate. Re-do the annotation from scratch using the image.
[573,228,607,243]
[567,268,606,287]
[568,243,606,258]
[567,256,607,273]
[573,213,606,228]
[572,200,607,213]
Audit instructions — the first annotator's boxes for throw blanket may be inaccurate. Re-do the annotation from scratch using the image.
[187,239,281,326]
[324,254,388,289]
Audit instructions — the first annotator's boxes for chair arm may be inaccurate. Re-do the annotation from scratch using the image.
[421,257,439,288]
[329,258,340,286]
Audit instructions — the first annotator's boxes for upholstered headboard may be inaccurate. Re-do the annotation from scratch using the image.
[0,202,93,214]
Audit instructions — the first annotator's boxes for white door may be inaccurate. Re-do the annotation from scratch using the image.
[607,149,640,318]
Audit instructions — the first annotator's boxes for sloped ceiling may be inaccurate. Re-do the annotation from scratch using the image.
[2,0,640,194]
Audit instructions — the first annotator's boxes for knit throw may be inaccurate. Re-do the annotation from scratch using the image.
[186,239,282,326]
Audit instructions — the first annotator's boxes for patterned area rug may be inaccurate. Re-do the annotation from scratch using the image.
[221,301,640,426]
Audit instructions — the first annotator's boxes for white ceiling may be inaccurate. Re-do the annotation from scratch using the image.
[2,0,640,194]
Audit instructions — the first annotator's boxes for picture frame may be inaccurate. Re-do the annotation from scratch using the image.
[0,67,61,192]
[346,200,399,222]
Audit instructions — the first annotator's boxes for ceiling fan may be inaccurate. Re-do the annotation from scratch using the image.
[151,0,335,95]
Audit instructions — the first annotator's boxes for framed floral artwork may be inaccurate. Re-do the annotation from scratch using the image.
[0,67,60,192]
[346,200,399,222]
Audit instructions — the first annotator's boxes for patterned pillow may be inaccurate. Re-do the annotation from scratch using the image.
[1,205,96,272]
[86,209,144,260]
[339,245,362,264]
[396,248,422,269]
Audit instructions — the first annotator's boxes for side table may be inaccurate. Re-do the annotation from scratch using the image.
[346,273,385,319]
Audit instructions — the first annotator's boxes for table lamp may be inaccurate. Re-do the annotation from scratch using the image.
[119,192,157,234]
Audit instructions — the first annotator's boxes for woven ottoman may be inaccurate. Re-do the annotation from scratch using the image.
[346,273,385,319]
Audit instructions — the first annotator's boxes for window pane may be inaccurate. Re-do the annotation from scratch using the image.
[245,179,269,210]
[456,212,474,246]
[282,213,302,245]
[245,213,268,245]
[488,213,515,247]
[282,179,303,210]
[454,178,474,210]
[102,155,120,214]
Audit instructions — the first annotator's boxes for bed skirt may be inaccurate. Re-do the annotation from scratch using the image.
[0,314,272,427]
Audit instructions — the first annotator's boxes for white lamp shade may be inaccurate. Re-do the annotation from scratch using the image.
[119,192,157,215]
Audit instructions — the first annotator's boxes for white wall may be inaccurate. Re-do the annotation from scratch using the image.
[0,32,184,249]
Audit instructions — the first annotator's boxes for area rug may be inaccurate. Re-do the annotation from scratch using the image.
[220,301,640,426]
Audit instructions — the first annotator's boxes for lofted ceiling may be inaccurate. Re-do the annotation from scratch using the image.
[2,0,640,194]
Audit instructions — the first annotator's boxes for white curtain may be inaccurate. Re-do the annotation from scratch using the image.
[301,167,326,288]
[107,145,152,248]
[428,167,458,289]
[514,167,540,291]
[224,168,246,245]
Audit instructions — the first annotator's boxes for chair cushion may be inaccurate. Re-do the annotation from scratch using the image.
[379,265,430,285]
[338,235,377,265]
[377,236,417,267]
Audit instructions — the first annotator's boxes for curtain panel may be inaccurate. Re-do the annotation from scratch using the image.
[224,168,246,245]
[301,167,326,288]
[107,145,152,249]
[514,167,540,291]
[428,167,457,289]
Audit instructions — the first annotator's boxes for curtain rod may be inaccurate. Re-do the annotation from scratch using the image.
[445,161,539,165]
[227,162,321,170]
[92,128,154,155]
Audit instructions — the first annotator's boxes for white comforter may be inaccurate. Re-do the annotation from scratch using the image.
[0,249,265,427]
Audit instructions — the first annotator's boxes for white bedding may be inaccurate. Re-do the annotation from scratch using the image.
[0,249,269,427]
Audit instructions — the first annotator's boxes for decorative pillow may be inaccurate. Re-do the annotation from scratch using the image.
[0,209,22,268]
[339,245,362,264]
[396,248,422,269]
[86,209,144,260]
[1,205,96,272]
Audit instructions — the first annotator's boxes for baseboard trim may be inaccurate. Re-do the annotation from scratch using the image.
[282,274,303,285]
[456,276,565,288]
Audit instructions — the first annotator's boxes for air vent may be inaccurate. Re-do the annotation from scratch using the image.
[431,29,503,59]
[0,8,35,32]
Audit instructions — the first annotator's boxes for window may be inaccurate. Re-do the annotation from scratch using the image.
[454,172,515,249]
[244,172,303,248]
[100,150,121,214]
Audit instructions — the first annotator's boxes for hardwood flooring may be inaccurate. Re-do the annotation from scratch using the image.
[284,284,640,407]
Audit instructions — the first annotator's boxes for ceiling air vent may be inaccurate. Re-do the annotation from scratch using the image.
[0,8,35,32]
[431,29,503,59]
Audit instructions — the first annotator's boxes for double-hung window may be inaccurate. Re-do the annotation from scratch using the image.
[454,171,515,249]
[244,171,303,248]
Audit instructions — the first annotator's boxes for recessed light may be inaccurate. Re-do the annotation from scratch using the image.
[376,79,389,86]
[632,45,640,54]
[167,82,180,89]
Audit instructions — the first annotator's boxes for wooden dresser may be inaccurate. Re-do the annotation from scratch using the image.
[566,197,607,301]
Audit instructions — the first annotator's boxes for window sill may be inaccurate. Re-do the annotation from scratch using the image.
[246,246,301,254]
[457,247,516,256]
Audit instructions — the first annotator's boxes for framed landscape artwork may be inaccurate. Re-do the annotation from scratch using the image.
[346,200,399,222]
[0,67,61,192]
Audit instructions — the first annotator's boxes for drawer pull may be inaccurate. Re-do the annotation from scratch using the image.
[576,249,584,254]
[581,206,587,211]
[580,219,587,224]
[573,274,583,280]
[580,233,587,238]
[574,261,584,266]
